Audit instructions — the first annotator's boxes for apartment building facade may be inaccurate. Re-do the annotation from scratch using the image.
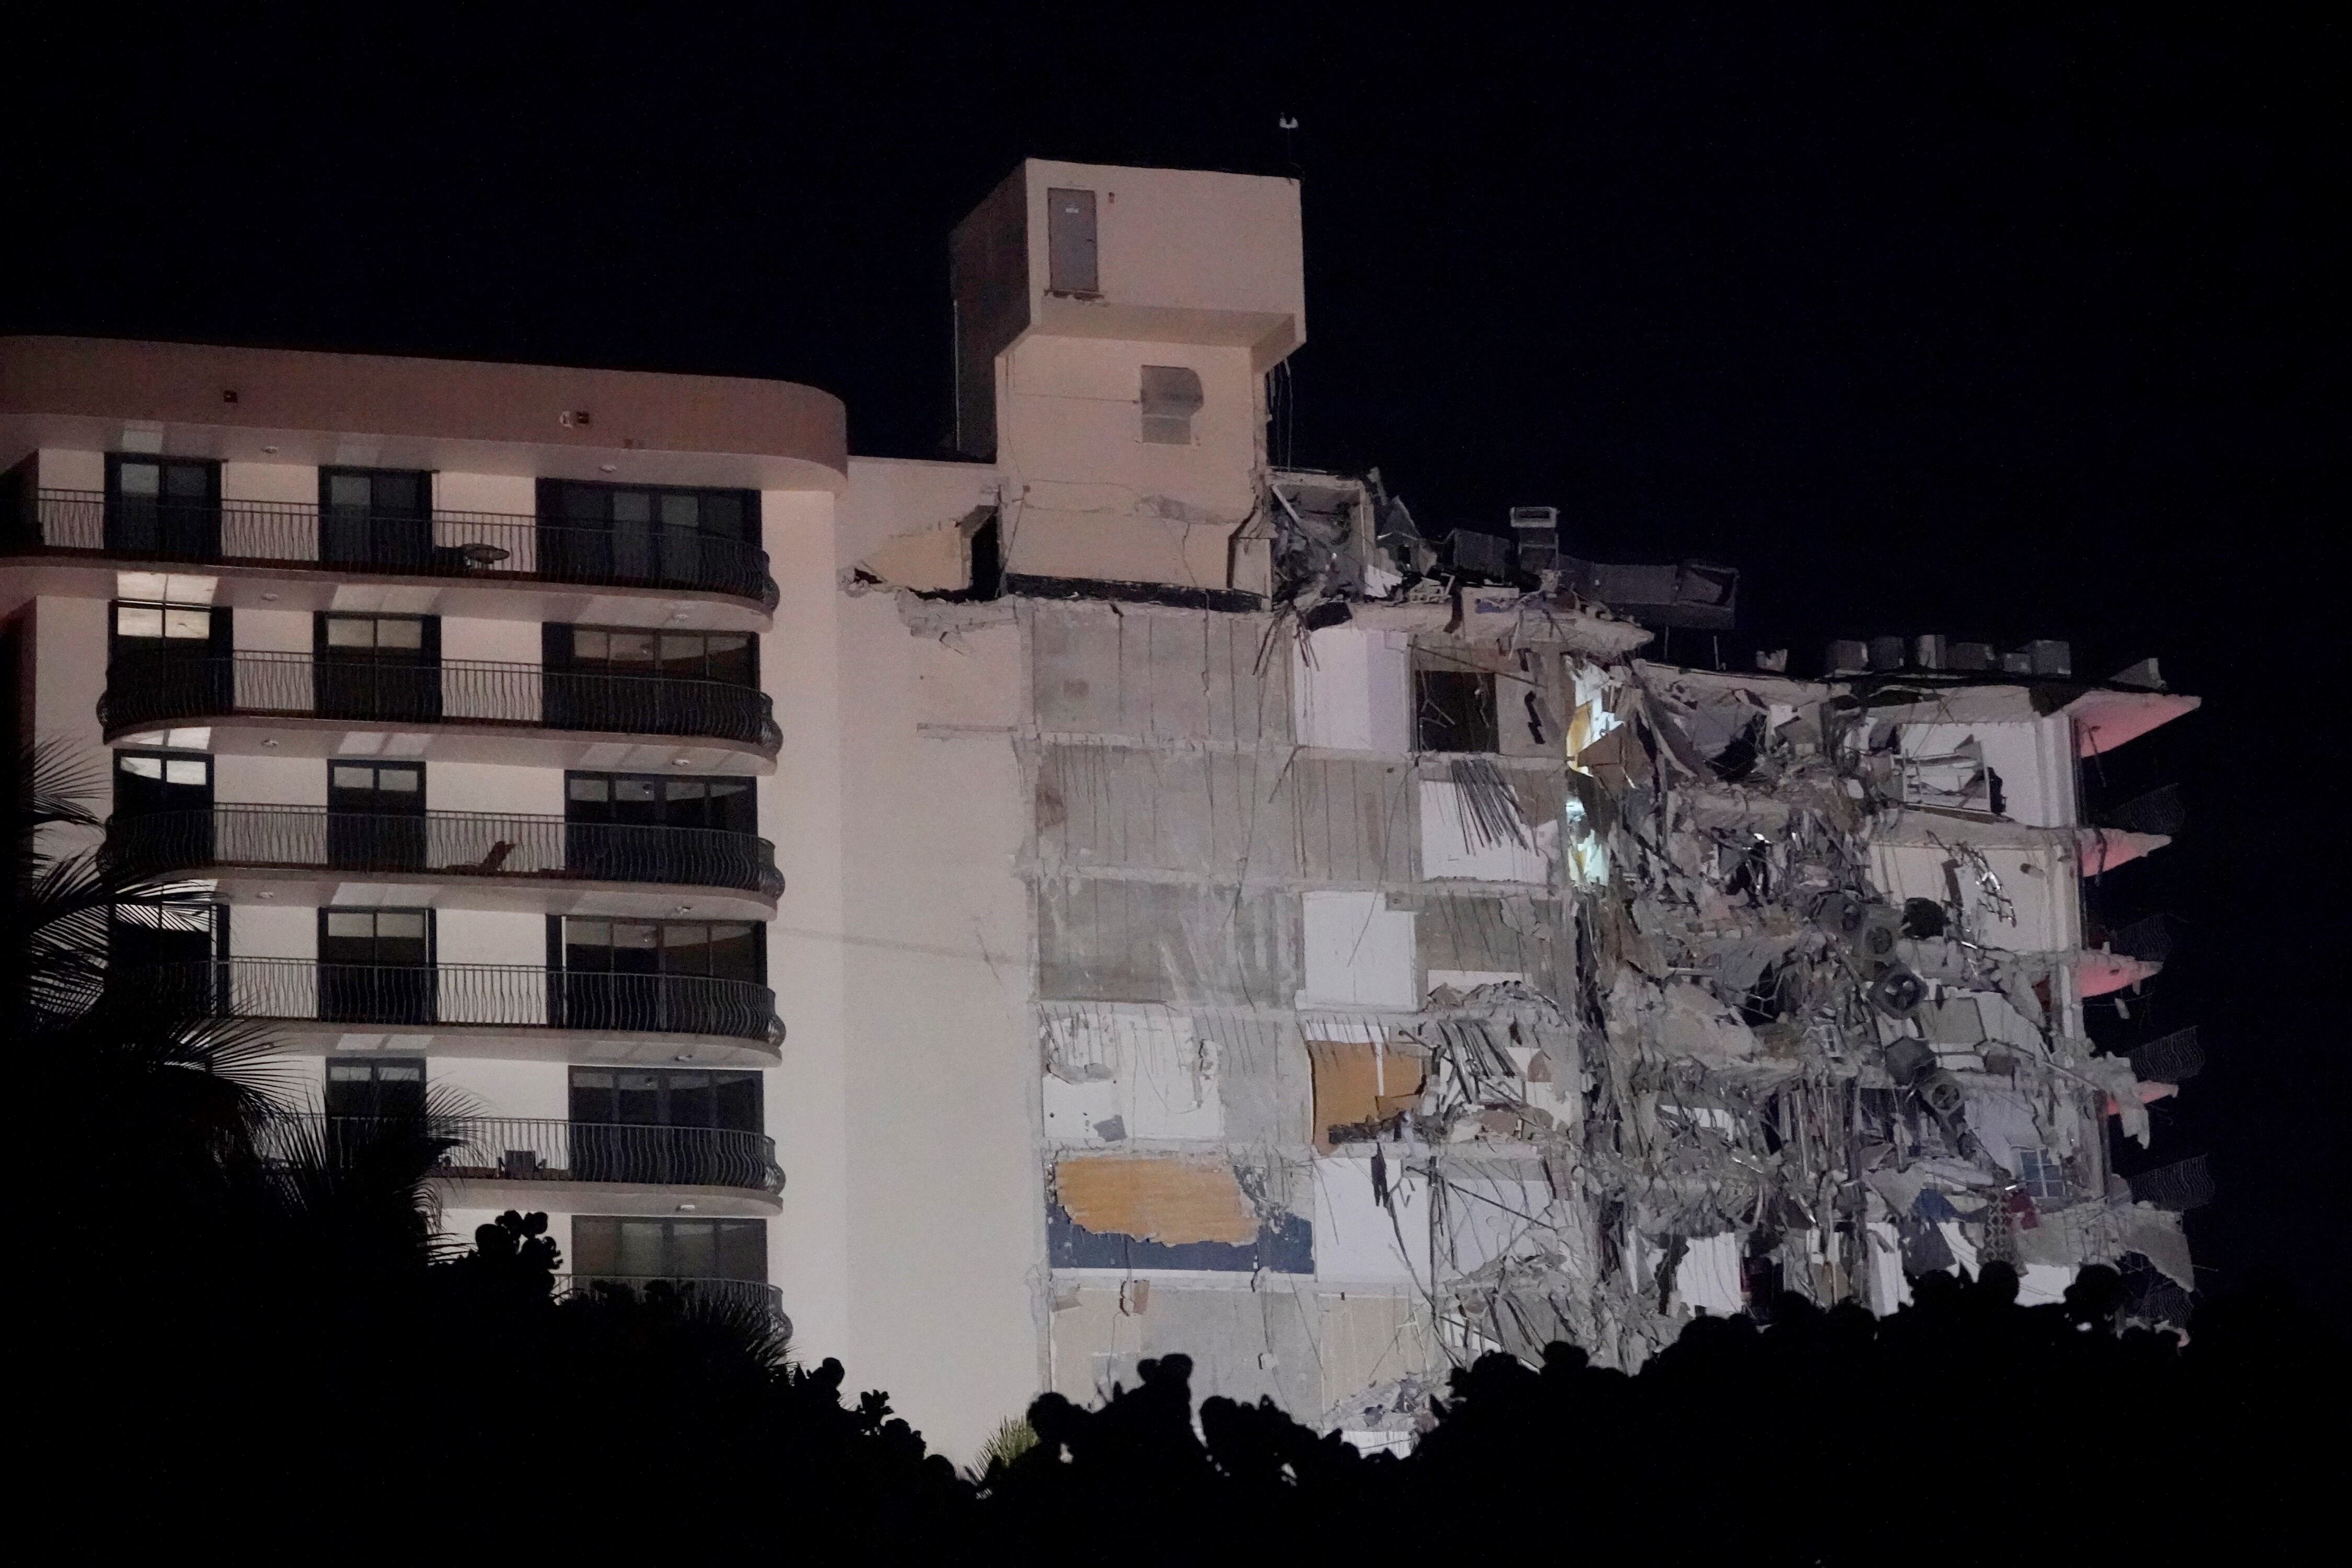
[3,159,2204,1462]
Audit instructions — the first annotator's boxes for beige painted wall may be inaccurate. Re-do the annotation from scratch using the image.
[426,761,563,816]
[221,462,315,503]
[38,448,103,491]
[216,752,328,806]
[441,616,540,665]
[764,459,1046,1464]
[435,472,535,515]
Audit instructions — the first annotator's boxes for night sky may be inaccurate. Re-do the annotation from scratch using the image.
[10,10,2342,1313]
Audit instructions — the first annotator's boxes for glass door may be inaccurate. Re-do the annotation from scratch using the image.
[327,760,425,871]
[106,456,220,559]
[112,751,214,871]
[318,907,434,1024]
[320,468,432,572]
[316,613,440,723]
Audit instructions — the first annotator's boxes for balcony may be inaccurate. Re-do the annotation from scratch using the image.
[100,651,781,762]
[106,806,782,913]
[264,1114,783,1202]
[558,1275,789,1324]
[8,489,780,610]
[129,958,782,1052]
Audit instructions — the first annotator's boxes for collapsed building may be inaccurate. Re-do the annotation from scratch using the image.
[845,166,2204,1451]
[858,474,2201,1444]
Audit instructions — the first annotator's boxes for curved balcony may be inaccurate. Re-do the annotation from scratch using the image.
[11,489,779,610]
[559,1275,789,1323]
[263,1115,782,1197]
[100,651,781,757]
[127,958,782,1048]
[105,806,782,908]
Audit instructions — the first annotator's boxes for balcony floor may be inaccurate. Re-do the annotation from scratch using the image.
[203,863,775,923]
[431,1179,780,1216]
[106,712,777,774]
[284,1022,779,1068]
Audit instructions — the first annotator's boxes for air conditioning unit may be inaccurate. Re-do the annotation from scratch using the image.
[1869,963,1928,1018]
[1914,634,1949,670]
[1826,640,1870,675]
[1867,636,1905,672]
[1508,506,1560,574]
[1882,1037,1935,1088]
[1949,642,1994,672]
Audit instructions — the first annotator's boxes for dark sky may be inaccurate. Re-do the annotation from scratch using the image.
[9,8,2344,1311]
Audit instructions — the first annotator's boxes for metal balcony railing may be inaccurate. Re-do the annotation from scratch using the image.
[124,958,782,1044]
[558,1275,789,1322]
[11,489,779,608]
[100,650,781,752]
[105,806,783,898]
[263,1115,783,1194]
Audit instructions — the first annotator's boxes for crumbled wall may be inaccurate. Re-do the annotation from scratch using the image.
[891,570,2193,1441]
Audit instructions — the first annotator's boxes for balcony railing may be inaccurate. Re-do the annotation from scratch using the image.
[11,489,779,608]
[105,806,783,898]
[126,958,781,1044]
[264,1114,783,1194]
[559,1275,788,1321]
[100,650,781,752]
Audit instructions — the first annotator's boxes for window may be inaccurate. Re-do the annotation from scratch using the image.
[321,613,429,654]
[1046,187,1098,295]
[327,762,425,871]
[318,907,434,1024]
[319,467,432,570]
[321,907,432,964]
[569,1067,762,1132]
[571,1216,767,1283]
[1140,366,1204,445]
[315,614,439,723]
[108,899,225,1014]
[555,627,754,687]
[113,751,212,816]
[2014,1148,2070,1201]
[538,481,758,592]
[561,918,759,984]
[565,773,755,834]
[1415,667,1497,753]
[110,601,221,660]
[106,454,220,558]
[325,1058,426,1120]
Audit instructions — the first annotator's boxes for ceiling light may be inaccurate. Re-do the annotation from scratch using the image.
[676,1202,697,1213]
[600,463,617,473]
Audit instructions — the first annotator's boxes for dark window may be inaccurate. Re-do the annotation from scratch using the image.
[110,601,227,663]
[109,899,225,1013]
[1046,187,1098,295]
[570,1067,762,1132]
[1140,365,1203,445]
[315,613,440,723]
[111,751,215,871]
[563,773,758,888]
[554,626,755,687]
[538,481,758,591]
[561,918,759,983]
[319,467,433,572]
[109,602,233,722]
[565,773,755,833]
[113,750,213,816]
[554,916,762,1035]
[327,760,425,871]
[1416,668,1497,753]
[571,1215,767,1283]
[105,455,220,559]
[318,907,434,1024]
[325,1057,426,1120]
